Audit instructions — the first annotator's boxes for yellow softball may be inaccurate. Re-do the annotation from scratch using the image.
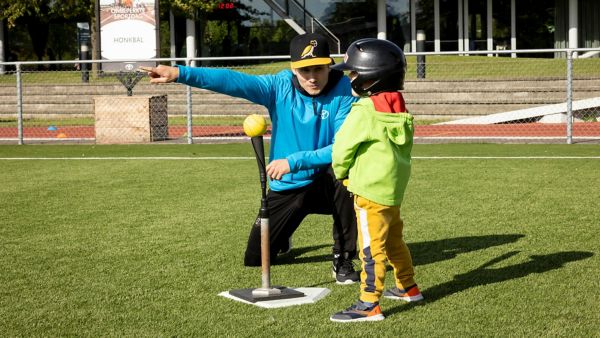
[243,114,268,137]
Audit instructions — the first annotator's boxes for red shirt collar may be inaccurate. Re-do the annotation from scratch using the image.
[369,92,406,113]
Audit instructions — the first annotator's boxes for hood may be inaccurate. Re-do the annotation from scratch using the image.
[376,113,414,145]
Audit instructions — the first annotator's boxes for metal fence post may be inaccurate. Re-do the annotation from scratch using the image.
[566,50,573,144]
[416,30,426,79]
[186,58,193,144]
[16,63,23,145]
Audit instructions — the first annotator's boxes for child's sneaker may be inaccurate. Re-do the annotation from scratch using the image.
[330,301,384,322]
[383,284,424,302]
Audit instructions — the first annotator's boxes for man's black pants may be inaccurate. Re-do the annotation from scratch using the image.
[244,167,357,266]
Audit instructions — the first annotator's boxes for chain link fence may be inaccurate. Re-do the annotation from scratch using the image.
[1,49,599,145]
[410,49,600,143]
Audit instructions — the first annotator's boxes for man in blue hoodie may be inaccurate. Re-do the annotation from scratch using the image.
[141,33,359,284]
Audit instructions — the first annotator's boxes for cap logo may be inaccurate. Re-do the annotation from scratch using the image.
[300,40,318,59]
[290,34,331,68]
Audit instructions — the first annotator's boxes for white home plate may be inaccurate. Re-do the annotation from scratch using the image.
[219,288,330,308]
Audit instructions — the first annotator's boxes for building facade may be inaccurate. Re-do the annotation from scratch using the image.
[195,0,600,58]
[2,0,599,66]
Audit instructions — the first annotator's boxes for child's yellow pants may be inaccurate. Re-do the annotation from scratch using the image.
[354,195,416,303]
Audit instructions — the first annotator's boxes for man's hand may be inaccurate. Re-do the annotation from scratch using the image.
[266,159,291,180]
[139,65,179,84]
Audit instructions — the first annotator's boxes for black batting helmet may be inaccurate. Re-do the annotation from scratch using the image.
[332,38,406,96]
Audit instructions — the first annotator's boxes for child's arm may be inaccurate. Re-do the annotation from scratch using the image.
[332,108,370,179]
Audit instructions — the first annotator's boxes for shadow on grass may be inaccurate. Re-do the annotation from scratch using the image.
[274,244,331,265]
[385,250,594,317]
[276,234,526,266]
[409,234,526,266]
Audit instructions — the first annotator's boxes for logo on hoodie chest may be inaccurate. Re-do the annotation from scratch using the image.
[301,100,329,120]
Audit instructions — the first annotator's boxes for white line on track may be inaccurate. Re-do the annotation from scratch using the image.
[1,156,600,160]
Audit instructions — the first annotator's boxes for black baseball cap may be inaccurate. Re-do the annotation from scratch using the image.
[290,33,333,69]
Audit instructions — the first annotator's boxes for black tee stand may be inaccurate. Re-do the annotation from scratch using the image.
[228,136,304,303]
[116,71,145,96]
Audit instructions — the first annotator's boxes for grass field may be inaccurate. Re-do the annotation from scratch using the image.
[1,144,599,337]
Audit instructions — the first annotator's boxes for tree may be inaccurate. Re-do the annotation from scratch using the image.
[0,0,93,28]
[166,0,222,17]
[1,0,253,61]
[1,0,93,62]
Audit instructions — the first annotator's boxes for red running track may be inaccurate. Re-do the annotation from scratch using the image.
[1,123,599,139]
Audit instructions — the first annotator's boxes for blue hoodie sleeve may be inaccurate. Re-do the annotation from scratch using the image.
[286,91,357,171]
[176,65,275,108]
[286,145,332,171]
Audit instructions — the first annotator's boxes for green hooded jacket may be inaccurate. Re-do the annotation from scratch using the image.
[332,97,414,206]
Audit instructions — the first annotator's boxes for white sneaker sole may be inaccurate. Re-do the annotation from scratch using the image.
[383,293,424,302]
[330,314,384,322]
[332,270,359,285]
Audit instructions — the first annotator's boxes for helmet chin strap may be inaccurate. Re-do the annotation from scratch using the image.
[364,81,381,96]
[351,78,381,97]
[352,70,405,97]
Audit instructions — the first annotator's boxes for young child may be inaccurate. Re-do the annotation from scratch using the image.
[330,38,423,322]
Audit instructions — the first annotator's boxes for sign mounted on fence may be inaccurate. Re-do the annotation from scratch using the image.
[96,0,159,71]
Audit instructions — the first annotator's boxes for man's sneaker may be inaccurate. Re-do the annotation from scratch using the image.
[383,284,424,302]
[330,301,384,322]
[332,252,359,285]
[278,237,292,255]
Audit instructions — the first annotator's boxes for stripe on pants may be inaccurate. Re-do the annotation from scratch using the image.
[357,203,376,293]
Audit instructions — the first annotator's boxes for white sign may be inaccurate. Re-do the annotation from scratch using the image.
[98,0,158,71]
